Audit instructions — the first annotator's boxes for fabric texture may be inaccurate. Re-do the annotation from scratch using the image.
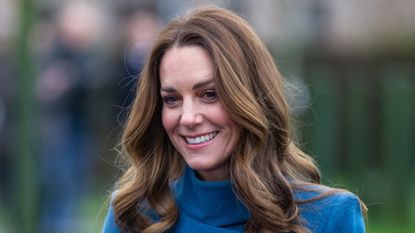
[102,166,365,233]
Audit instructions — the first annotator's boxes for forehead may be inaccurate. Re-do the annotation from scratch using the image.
[159,46,214,86]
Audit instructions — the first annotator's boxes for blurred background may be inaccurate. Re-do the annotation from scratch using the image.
[0,0,414,232]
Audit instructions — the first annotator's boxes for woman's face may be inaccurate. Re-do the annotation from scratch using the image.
[160,46,241,181]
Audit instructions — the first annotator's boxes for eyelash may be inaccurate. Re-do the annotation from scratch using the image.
[162,95,180,106]
[201,90,217,102]
[161,89,218,106]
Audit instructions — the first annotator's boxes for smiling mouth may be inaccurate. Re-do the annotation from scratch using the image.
[184,131,218,145]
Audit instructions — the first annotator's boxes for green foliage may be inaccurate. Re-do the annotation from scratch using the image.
[301,53,415,227]
[12,0,39,232]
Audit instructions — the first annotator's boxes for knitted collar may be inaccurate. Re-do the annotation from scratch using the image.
[173,166,250,228]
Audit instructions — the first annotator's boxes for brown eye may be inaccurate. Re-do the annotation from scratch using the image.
[201,90,217,103]
[162,95,180,106]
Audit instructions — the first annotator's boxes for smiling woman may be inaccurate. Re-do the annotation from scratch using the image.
[160,46,241,181]
[102,6,366,233]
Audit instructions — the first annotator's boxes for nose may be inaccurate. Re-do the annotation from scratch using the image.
[180,99,202,128]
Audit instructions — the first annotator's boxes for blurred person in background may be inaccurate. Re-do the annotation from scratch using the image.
[0,0,17,227]
[0,27,14,219]
[102,6,366,233]
[114,4,163,119]
[0,42,13,219]
[34,1,111,232]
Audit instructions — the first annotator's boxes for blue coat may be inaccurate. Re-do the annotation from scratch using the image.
[102,166,365,233]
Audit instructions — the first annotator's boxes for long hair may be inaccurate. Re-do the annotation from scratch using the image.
[113,6,323,233]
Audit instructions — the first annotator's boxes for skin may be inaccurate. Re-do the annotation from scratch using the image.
[160,46,241,181]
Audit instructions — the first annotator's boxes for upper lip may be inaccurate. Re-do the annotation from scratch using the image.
[181,131,218,138]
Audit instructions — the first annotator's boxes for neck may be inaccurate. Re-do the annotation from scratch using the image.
[195,166,230,181]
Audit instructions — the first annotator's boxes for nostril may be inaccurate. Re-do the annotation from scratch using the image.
[180,113,203,128]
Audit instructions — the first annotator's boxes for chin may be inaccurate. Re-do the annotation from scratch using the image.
[186,159,214,171]
[185,159,229,181]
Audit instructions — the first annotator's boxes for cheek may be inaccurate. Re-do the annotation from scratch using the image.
[212,106,235,127]
[161,108,176,133]
[215,107,241,140]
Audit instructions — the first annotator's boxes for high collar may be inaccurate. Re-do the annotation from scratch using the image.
[173,166,250,228]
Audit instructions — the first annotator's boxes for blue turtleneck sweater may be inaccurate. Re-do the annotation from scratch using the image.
[102,166,365,232]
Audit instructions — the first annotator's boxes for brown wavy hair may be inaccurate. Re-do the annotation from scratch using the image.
[113,6,329,233]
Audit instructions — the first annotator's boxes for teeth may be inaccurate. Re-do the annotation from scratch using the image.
[186,132,217,145]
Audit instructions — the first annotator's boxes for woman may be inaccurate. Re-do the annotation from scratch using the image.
[102,6,366,233]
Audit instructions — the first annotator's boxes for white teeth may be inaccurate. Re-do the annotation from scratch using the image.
[185,132,217,145]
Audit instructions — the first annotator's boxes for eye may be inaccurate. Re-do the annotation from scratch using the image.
[201,90,217,103]
[162,95,180,107]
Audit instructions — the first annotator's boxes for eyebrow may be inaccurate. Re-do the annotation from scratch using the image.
[160,79,214,92]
